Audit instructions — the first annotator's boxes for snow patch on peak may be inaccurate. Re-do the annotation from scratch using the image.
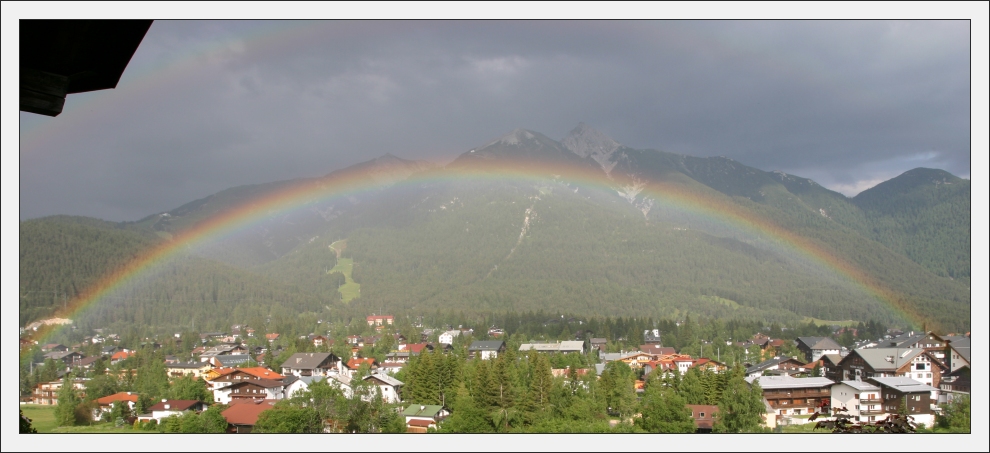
[491,128,536,146]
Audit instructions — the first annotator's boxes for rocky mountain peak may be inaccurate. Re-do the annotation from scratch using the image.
[561,123,621,174]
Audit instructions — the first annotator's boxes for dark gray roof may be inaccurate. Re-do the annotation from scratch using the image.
[942,336,970,348]
[847,348,923,371]
[468,341,505,351]
[745,357,788,375]
[796,337,841,351]
[869,376,937,393]
[213,355,252,367]
[281,352,338,370]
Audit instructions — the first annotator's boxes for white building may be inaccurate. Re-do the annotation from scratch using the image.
[830,380,884,423]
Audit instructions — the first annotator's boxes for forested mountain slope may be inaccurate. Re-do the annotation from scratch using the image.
[18,126,971,333]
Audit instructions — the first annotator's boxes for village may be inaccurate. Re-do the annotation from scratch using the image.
[19,314,971,434]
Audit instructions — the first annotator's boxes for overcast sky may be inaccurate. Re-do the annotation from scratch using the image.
[11,16,981,222]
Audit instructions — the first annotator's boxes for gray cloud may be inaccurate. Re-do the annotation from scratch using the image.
[17,19,973,221]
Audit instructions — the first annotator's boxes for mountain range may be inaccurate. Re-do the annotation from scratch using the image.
[19,125,971,334]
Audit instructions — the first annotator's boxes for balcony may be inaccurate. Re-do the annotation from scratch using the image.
[860,398,882,404]
[859,408,885,415]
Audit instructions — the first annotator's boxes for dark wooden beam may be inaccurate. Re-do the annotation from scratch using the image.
[20,68,68,117]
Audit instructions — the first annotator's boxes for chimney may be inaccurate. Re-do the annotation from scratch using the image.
[162,398,167,402]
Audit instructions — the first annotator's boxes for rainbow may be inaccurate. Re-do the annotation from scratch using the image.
[23,157,927,351]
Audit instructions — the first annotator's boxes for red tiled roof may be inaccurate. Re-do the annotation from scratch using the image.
[405,343,430,354]
[347,357,377,369]
[235,367,284,380]
[407,419,435,427]
[265,333,280,340]
[147,400,202,412]
[111,351,134,360]
[96,392,139,405]
[222,399,277,425]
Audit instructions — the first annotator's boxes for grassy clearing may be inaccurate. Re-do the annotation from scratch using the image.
[700,295,740,309]
[801,316,859,327]
[21,404,153,434]
[329,257,361,303]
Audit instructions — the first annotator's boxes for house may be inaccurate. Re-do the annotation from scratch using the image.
[518,341,584,354]
[94,392,139,420]
[280,352,342,377]
[589,338,607,352]
[937,366,970,405]
[943,339,971,373]
[830,380,884,424]
[215,379,286,404]
[209,354,253,368]
[795,337,841,363]
[345,357,379,377]
[820,354,845,382]
[404,343,434,355]
[362,373,404,403]
[265,333,280,342]
[868,376,939,428]
[438,330,461,345]
[72,356,101,372]
[639,344,676,356]
[643,329,663,345]
[166,361,212,379]
[379,361,405,375]
[686,404,719,432]
[747,375,834,424]
[222,399,277,433]
[690,358,727,373]
[109,350,135,365]
[283,374,354,400]
[613,351,656,369]
[44,350,86,366]
[468,341,505,360]
[402,404,449,433]
[32,378,88,405]
[366,315,394,326]
[41,343,68,353]
[206,367,284,396]
[745,356,811,378]
[834,348,945,398]
[880,331,947,361]
[144,399,206,422]
[312,335,328,348]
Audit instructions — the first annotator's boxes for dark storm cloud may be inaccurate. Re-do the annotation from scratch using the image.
[16,19,973,221]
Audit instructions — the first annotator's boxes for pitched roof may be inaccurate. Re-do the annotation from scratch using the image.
[869,376,938,393]
[222,399,277,425]
[796,337,841,351]
[468,341,504,351]
[110,351,134,360]
[407,418,435,427]
[363,373,404,387]
[346,357,377,369]
[402,404,444,418]
[745,375,835,389]
[212,355,252,367]
[838,380,880,392]
[282,352,338,370]
[147,400,202,412]
[639,345,677,355]
[236,367,283,380]
[846,348,924,371]
[96,392,139,405]
[405,343,432,354]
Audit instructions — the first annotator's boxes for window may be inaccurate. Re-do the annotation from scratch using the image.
[854,393,860,399]
[700,412,705,418]
[794,409,802,415]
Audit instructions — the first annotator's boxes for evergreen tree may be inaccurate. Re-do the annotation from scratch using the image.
[200,404,230,433]
[599,361,636,418]
[637,384,696,433]
[713,368,765,433]
[679,366,706,405]
[55,373,81,427]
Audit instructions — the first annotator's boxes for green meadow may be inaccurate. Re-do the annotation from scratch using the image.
[329,241,361,303]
